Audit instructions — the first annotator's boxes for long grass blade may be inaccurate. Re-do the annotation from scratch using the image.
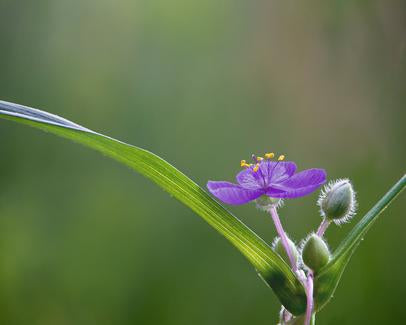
[0,100,307,315]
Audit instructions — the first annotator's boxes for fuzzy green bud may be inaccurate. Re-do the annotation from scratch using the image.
[318,179,356,224]
[272,236,299,266]
[301,234,330,272]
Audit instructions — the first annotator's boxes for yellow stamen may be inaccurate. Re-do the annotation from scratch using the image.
[253,164,260,172]
[278,155,285,161]
[265,152,275,159]
[240,160,252,168]
[256,156,264,162]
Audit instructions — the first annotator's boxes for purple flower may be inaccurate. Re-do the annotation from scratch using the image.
[207,154,326,205]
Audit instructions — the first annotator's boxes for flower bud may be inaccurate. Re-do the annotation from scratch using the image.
[272,236,299,266]
[301,234,330,272]
[317,179,356,225]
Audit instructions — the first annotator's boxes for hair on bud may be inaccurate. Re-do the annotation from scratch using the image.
[317,178,357,225]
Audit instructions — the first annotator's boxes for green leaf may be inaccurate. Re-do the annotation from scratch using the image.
[0,100,307,315]
[314,175,406,311]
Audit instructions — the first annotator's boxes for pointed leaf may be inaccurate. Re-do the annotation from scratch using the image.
[0,100,307,315]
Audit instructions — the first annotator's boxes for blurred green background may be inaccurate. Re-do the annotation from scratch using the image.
[0,0,405,324]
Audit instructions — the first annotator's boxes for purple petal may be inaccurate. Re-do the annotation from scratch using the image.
[207,181,264,205]
[266,168,327,199]
[264,161,297,183]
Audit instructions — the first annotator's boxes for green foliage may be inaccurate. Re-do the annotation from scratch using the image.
[0,100,404,316]
[0,100,307,315]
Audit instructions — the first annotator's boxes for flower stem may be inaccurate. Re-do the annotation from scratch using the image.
[269,206,297,271]
[316,218,330,237]
[304,271,314,325]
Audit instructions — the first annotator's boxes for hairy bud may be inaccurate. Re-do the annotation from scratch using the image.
[301,234,330,272]
[272,236,299,266]
[318,179,357,225]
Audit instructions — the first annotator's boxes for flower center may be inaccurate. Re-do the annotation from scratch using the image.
[240,152,285,171]
[240,152,286,188]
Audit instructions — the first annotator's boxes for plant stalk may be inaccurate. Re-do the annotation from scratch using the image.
[305,271,314,325]
[316,219,330,237]
[269,206,297,272]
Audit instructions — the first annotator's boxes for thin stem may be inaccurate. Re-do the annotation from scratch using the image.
[304,271,314,325]
[316,218,330,237]
[269,206,297,271]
